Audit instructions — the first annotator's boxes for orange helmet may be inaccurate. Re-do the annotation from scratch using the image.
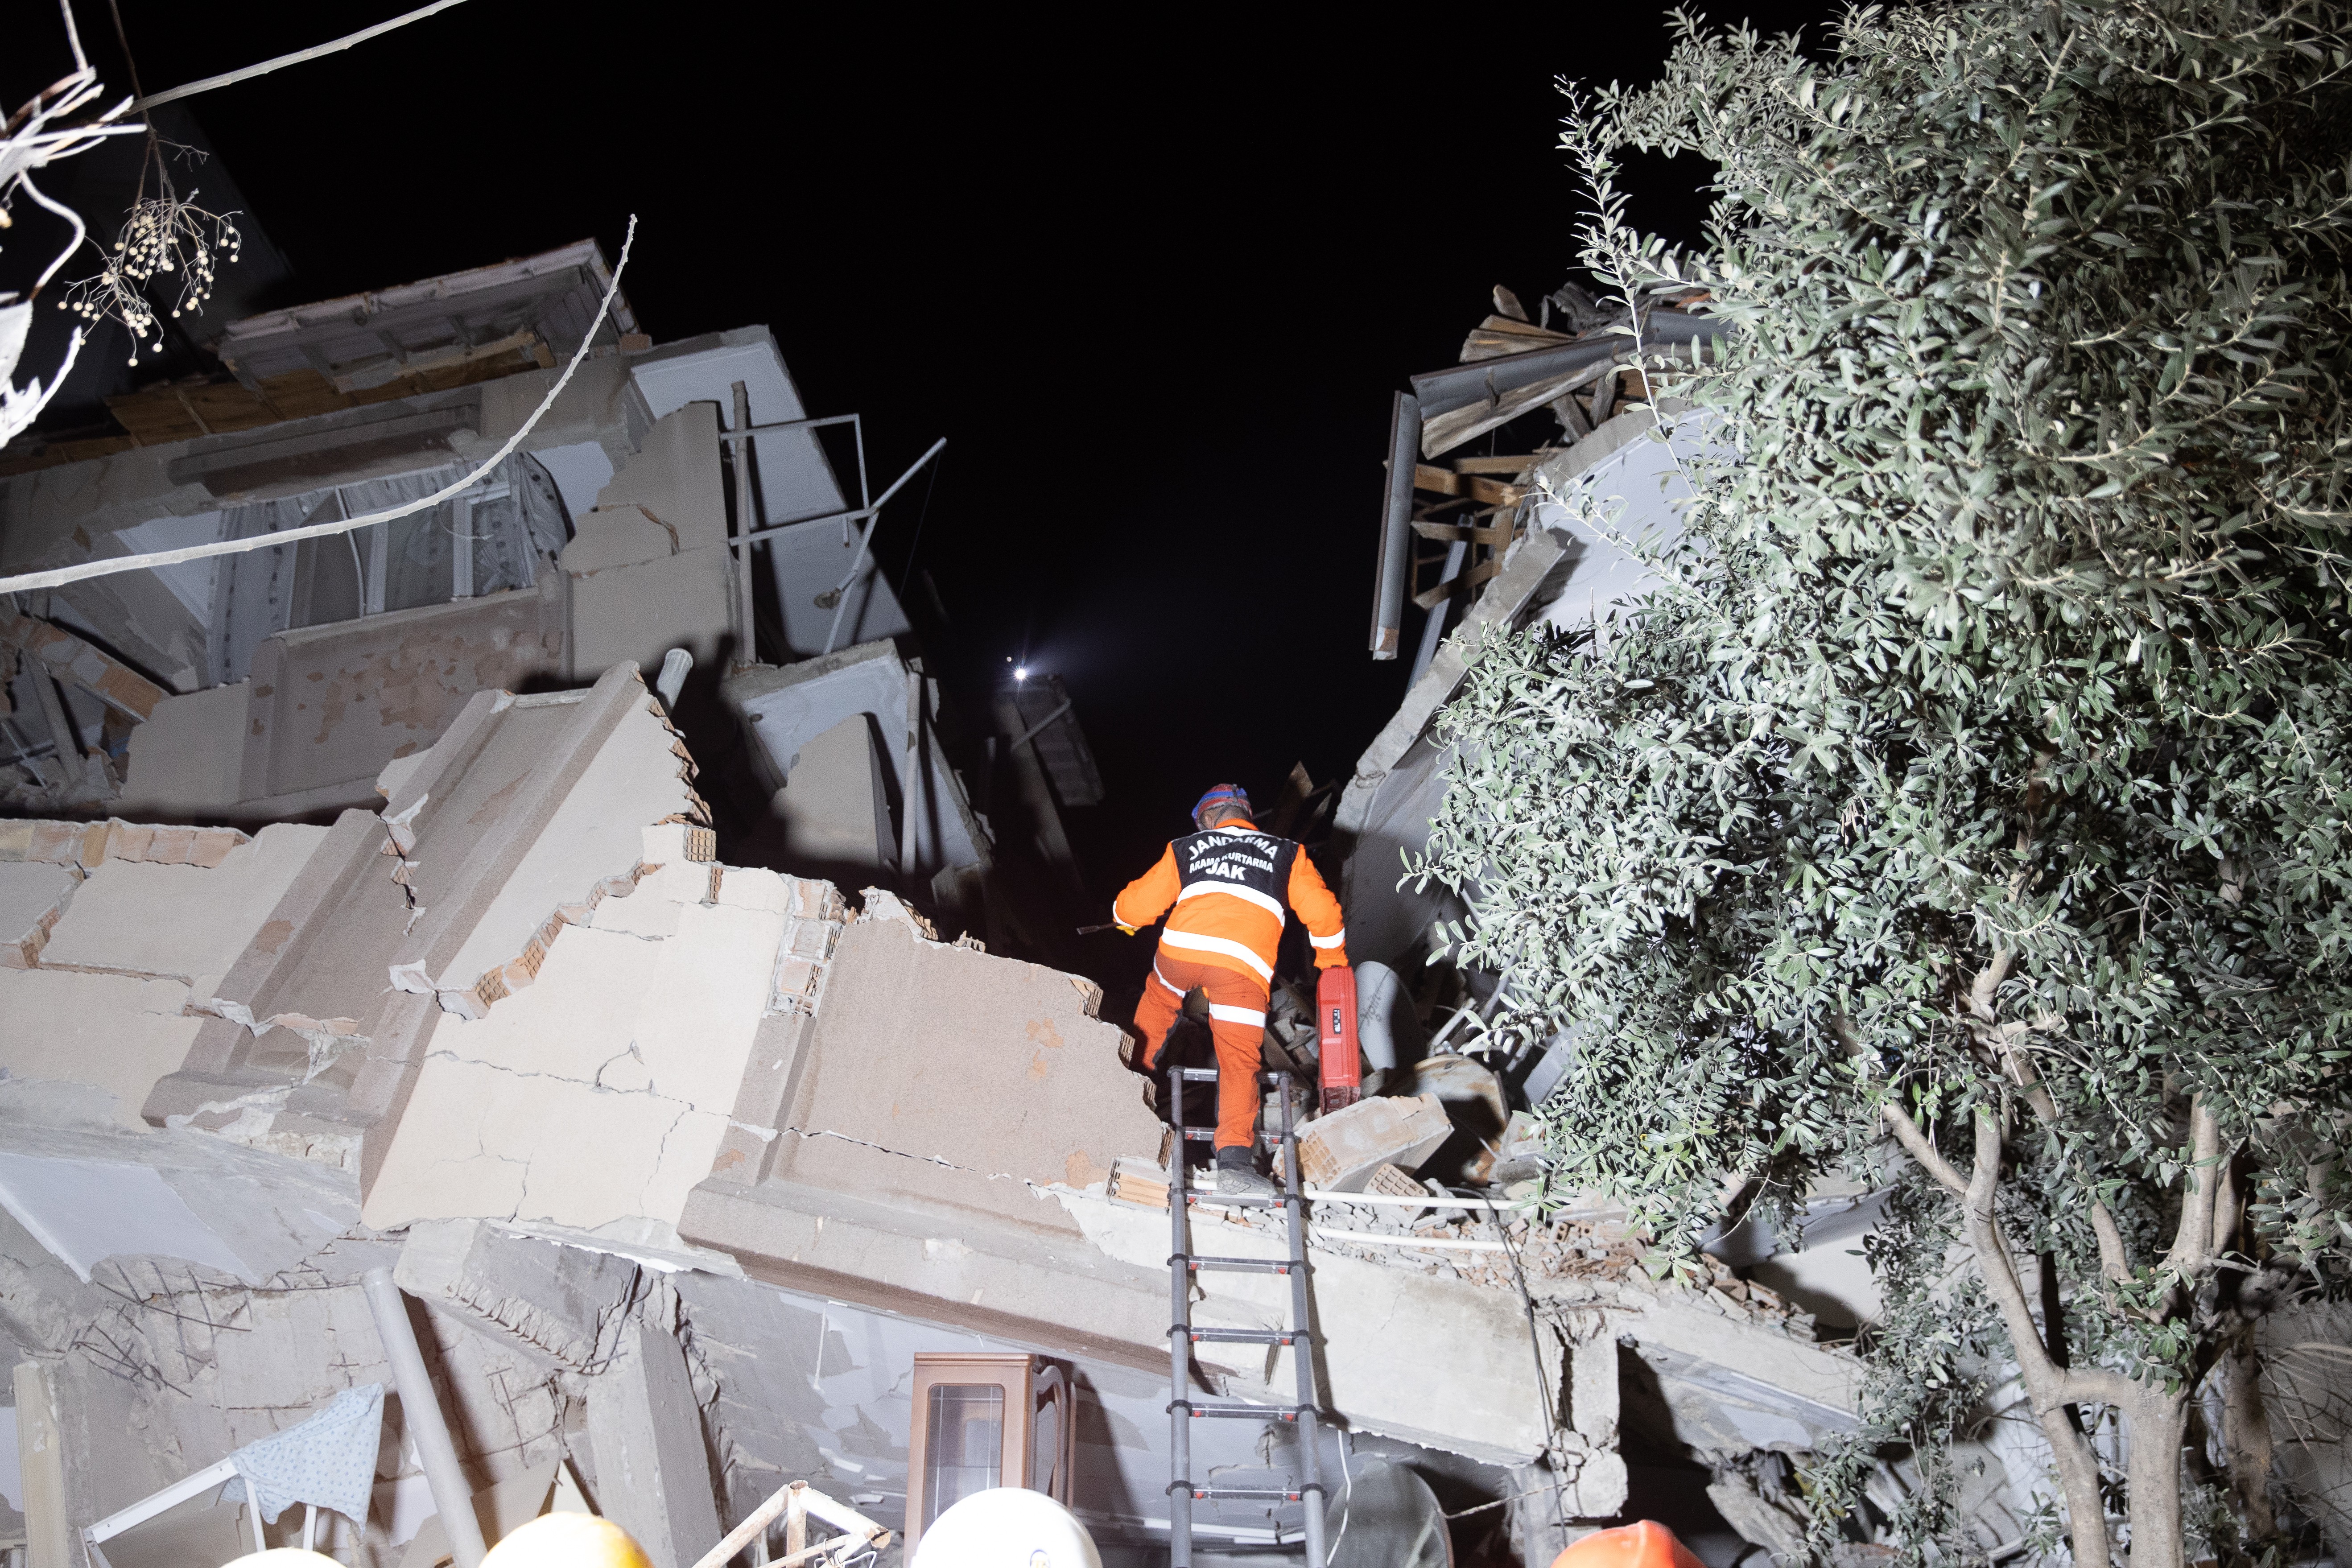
[1551,1520,1709,1568]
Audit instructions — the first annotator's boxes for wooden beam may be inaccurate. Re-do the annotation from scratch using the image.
[1460,314,1576,363]
[1411,556,1502,611]
[1411,520,1513,546]
[1464,476,1523,507]
[0,614,168,722]
[1411,463,1461,496]
[1451,456,1537,475]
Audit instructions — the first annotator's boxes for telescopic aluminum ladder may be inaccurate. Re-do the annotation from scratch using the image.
[1164,1062,1329,1566]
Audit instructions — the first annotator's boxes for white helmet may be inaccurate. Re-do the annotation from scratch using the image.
[912,1488,1102,1568]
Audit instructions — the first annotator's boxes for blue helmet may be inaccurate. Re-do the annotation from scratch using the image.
[1192,784,1252,829]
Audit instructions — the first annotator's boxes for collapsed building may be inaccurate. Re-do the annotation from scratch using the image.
[9,252,2319,1568]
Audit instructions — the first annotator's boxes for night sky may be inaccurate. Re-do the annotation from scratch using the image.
[8,0,1836,906]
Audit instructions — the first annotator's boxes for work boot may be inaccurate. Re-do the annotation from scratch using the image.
[1215,1145,1276,1199]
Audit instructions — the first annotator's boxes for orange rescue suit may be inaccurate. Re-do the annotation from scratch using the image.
[1115,823,1348,1150]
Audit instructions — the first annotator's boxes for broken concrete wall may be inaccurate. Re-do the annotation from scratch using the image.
[767,714,893,877]
[112,584,566,825]
[561,404,733,685]
[140,665,710,1201]
[726,640,988,890]
[584,1318,722,1566]
[0,822,326,1130]
[363,831,842,1246]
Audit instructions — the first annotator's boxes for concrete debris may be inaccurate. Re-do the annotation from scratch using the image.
[1295,1092,1452,1192]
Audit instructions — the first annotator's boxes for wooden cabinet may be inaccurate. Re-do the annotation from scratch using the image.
[904,1352,1075,1555]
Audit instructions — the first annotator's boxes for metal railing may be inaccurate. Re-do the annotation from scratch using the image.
[717,388,945,666]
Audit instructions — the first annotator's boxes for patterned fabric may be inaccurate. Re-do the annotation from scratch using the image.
[230,1382,384,1525]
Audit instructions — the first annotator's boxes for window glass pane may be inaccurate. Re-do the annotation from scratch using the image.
[924,1383,1003,1525]
[383,508,452,612]
[1031,1386,1060,1497]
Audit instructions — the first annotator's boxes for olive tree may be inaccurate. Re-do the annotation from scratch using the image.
[1412,5,2352,1564]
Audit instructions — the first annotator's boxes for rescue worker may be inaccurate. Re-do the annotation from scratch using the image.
[1114,783,1347,1197]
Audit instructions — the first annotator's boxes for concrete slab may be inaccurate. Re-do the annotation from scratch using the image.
[395,674,699,1015]
[768,713,891,876]
[0,1153,254,1283]
[241,582,565,802]
[1060,1187,1558,1464]
[581,404,727,554]
[566,545,733,687]
[116,680,249,820]
[0,968,202,1129]
[0,861,76,968]
[363,901,759,1236]
[758,916,1159,1235]
[39,823,327,999]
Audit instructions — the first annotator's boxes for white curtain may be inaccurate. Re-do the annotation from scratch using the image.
[206,454,575,683]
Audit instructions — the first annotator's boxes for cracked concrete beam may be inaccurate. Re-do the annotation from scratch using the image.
[395,1219,643,1374]
[584,1318,723,1568]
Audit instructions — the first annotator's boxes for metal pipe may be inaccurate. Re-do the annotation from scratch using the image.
[899,669,923,879]
[655,647,693,711]
[1406,537,1467,686]
[715,413,861,441]
[1370,392,1419,659]
[733,505,871,551]
[361,1268,487,1568]
[819,438,946,657]
[731,382,757,668]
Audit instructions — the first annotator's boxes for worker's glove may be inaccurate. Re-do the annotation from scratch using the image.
[1116,924,1138,936]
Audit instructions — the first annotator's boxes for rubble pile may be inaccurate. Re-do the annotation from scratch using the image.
[0,248,1988,1566]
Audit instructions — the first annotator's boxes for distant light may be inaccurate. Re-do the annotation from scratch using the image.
[1013,666,1029,682]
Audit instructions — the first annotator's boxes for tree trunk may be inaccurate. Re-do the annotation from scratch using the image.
[2029,1398,2116,1568]
[2220,1336,2278,1541]
[1951,1110,2115,1567]
[2125,1388,2189,1568]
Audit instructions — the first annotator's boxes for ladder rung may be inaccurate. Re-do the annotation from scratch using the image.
[1184,1254,1294,1275]
[1180,1128,1215,1142]
[1180,1326,1300,1345]
[1182,1192,1291,1209]
[1191,1486,1312,1502]
[1175,1066,1220,1082]
[1179,1400,1311,1421]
